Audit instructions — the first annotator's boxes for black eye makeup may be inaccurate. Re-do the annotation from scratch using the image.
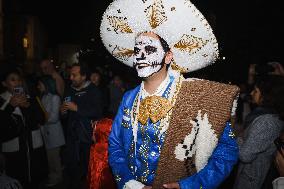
[134,47,141,55]
[145,45,157,55]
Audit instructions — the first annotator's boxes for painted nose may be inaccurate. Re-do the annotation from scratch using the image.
[136,52,146,61]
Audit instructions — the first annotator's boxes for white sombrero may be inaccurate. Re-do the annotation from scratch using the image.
[100,0,219,73]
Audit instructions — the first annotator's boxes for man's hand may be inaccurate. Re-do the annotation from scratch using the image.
[275,148,284,176]
[60,103,68,114]
[65,102,78,112]
[163,182,180,189]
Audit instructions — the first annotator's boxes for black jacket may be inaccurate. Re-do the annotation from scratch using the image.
[64,82,103,143]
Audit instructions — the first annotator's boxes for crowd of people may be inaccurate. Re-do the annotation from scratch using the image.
[0,59,127,189]
[1,0,284,189]
[0,51,284,189]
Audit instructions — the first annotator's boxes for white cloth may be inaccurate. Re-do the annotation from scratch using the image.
[41,94,65,149]
[123,180,145,189]
[31,129,44,149]
[273,177,284,189]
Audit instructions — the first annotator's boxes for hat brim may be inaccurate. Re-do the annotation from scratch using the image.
[100,0,219,73]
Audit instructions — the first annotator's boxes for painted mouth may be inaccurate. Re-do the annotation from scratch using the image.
[134,61,162,69]
[135,63,150,69]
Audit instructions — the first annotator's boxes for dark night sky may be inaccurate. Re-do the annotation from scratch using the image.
[21,0,97,45]
[3,0,283,81]
[5,0,282,57]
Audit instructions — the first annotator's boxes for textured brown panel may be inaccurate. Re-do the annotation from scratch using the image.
[152,80,239,188]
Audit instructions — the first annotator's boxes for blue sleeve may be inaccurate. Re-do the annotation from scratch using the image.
[108,94,135,189]
[179,122,239,189]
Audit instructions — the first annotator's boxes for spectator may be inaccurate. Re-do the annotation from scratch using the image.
[108,75,125,116]
[90,70,101,87]
[61,63,103,189]
[40,59,65,98]
[37,75,65,187]
[90,70,109,116]
[0,68,47,188]
[234,75,284,189]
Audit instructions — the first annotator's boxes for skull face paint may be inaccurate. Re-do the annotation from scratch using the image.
[133,35,165,78]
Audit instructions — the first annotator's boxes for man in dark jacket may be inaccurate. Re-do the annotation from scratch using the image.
[61,63,103,189]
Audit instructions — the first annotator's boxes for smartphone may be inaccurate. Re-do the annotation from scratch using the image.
[64,96,71,102]
[62,96,71,115]
[13,87,24,95]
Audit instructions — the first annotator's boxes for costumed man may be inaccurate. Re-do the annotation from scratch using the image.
[100,0,240,188]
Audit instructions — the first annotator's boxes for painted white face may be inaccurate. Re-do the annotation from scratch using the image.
[133,35,165,78]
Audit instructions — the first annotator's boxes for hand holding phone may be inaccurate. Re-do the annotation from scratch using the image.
[61,96,71,114]
[13,87,24,95]
[64,96,71,103]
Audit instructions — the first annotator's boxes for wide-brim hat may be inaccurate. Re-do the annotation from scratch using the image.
[100,0,219,73]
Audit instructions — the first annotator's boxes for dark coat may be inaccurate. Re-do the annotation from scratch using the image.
[64,82,103,144]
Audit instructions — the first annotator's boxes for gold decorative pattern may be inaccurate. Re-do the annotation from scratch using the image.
[107,16,133,34]
[114,175,121,182]
[112,46,134,61]
[171,61,188,73]
[145,0,167,29]
[174,34,209,54]
[122,121,131,128]
[123,108,131,115]
[229,130,235,138]
[138,95,173,125]
[128,140,136,175]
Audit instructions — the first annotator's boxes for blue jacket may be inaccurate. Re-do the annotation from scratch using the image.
[109,84,239,189]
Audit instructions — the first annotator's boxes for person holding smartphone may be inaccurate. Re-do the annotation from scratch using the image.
[60,63,103,189]
[0,68,47,188]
